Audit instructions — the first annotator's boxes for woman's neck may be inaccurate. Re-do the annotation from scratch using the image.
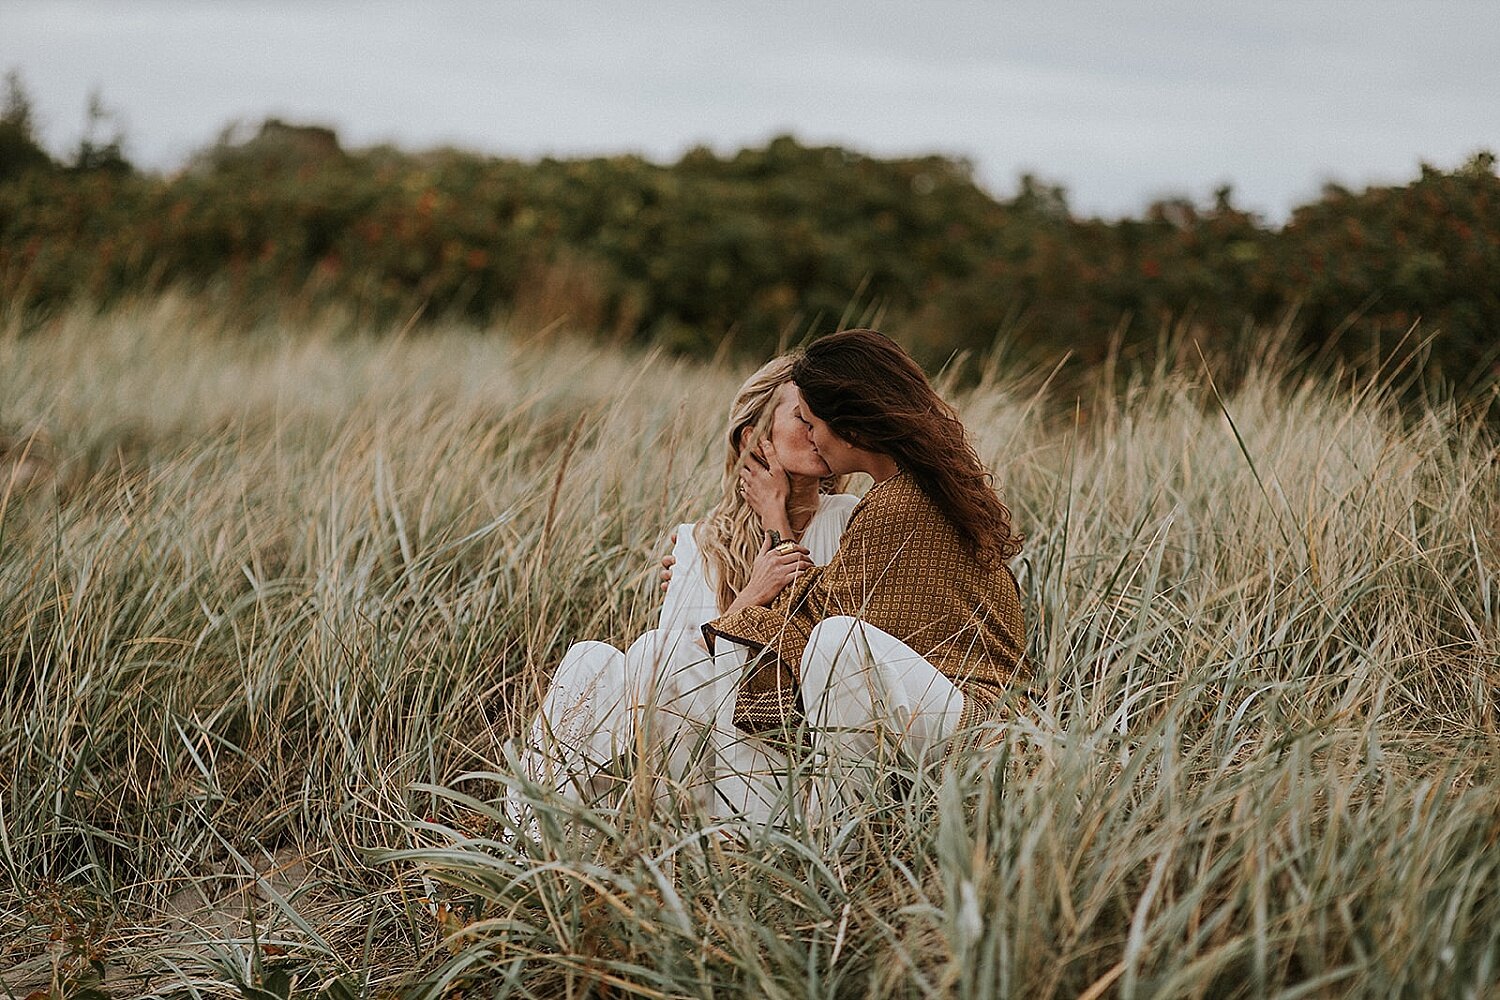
[862,454,900,483]
[786,477,822,534]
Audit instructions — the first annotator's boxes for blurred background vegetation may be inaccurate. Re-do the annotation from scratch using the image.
[2,69,1497,390]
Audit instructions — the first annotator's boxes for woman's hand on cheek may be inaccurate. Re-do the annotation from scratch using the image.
[739,440,791,531]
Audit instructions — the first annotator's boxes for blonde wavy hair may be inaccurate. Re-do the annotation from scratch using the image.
[696,356,850,613]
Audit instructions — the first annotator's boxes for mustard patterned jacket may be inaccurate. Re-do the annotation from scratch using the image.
[705,471,1027,736]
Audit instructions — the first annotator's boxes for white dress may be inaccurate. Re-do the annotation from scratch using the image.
[522,493,859,825]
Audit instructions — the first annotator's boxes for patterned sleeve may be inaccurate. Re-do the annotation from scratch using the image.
[701,564,823,664]
[705,482,917,675]
[813,489,925,624]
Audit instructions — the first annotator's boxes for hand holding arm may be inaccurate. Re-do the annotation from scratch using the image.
[722,532,812,617]
[659,530,677,592]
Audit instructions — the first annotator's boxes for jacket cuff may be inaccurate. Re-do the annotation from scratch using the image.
[703,604,784,656]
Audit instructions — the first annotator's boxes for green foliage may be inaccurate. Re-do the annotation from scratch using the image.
[2,118,1495,383]
[0,70,55,183]
[67,89,131,176]
[1277,153,1500,387]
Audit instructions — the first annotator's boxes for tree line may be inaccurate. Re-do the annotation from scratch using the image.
[2,72,1496,388]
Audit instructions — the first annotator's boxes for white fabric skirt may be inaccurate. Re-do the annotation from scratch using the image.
[521,616,966,830]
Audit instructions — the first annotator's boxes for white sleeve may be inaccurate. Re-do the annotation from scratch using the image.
[656,523,720,632]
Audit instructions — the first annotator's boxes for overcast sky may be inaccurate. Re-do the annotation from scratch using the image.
[3,1,1497,221]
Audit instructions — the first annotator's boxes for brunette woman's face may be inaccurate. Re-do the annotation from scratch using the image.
[764,383,831,477]
[789,385,864,475]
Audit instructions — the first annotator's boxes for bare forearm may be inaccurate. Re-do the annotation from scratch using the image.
[761,510,795,541]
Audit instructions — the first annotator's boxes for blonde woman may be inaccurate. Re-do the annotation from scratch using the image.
[519,356,859,825]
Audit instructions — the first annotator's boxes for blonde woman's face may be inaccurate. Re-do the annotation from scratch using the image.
[766,383,831,478]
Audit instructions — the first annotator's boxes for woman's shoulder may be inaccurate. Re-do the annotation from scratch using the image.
[801,494,859,560]
[672,521,704,554]
[844,472,957,547]
[852,471,928,514]
[817,492,861,514]
[808,492,861,535]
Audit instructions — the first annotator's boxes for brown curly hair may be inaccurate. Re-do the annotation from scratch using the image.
[791,329,1022,564]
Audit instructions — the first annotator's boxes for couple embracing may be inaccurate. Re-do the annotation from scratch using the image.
[519,329,1026,831]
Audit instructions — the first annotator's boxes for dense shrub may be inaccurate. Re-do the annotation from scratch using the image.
[1,123,1495,383]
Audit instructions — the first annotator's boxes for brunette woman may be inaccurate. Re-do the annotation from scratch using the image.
[705,329,1027,816]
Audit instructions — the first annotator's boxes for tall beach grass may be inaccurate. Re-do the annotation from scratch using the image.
[1,296,1496,997]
